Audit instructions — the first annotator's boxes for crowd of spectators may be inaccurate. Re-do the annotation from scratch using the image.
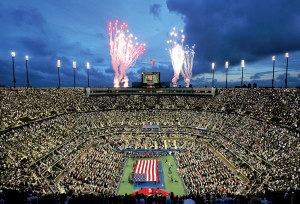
[1,87,298,129]
[0,87,299,203]
[1,188,299,204]
[59,143,126,195]
[209,88,299,128]
[218,114,299,192]
[242,88,299,127]
[0,88,87,130]
[175,142,246,195]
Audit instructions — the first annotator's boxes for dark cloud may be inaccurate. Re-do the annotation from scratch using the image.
[10,7,46,33]
[276,73,300,83]
[250,73,262,80]
[0,60,11,86]
[250,71,273,80]
[159,64,176,82]
[167,0,300,75]
[249,73,300,88]
[89,68,112,87]
[19,37,53,57]
[95,58,104,64]
[149,4,162,18]
[105,66,114,74]
[126,71,140,84]
[80,48,94,57]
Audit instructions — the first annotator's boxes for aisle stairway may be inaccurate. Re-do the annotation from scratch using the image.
[154,141,158,149]
[164,140,167,149]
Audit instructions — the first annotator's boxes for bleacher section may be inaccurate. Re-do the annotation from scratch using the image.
[0,87,299,203]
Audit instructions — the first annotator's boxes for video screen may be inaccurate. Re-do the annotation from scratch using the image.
[142,72,160,85]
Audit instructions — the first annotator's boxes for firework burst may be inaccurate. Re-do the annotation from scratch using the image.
[181,45,195,87]
[167,27,196,87]
[108,20,146,87]
[167,27,185,87]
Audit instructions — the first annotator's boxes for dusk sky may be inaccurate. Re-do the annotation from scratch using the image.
[0,0,299,88]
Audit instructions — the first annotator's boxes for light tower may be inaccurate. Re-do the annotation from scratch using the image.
[225,61,229,88]
[11,52,16,88]
[73,61,76,88]
[26,56,29,88]
[87,62,90,87]
[285,52,289,88]
[212,62,215,87]
[241,60,245,87]
[272,56,275,88]
[57,60,61,88]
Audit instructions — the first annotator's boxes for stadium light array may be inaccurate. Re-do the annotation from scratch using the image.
[57,60,61,88]
[285,52,289,88]
[57,60,61,68]
[26,55,29,88]
[212,62,215,87]
[225,61,229,88]
[285,52,289,58]
[272,56,275,88]
[11,52,16,88]
[73,61,76,88]
[87,62,90,87]
[241,60,245,87]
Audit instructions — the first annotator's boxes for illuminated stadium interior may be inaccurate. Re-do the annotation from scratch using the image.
[0,87,299,203]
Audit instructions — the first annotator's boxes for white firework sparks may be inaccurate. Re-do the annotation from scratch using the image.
[167,27,185,87]
[181,45,195,87]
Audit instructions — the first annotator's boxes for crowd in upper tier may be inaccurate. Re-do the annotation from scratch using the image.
[207,88,299,127]
[0,87,299,203]
[1,87,298,130]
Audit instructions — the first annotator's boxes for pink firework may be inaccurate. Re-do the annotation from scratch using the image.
[108,20,146,87]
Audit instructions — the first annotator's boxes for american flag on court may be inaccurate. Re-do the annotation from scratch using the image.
[133,160,158,182]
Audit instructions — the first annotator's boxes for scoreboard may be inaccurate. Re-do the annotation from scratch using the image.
[142,72,160,87]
